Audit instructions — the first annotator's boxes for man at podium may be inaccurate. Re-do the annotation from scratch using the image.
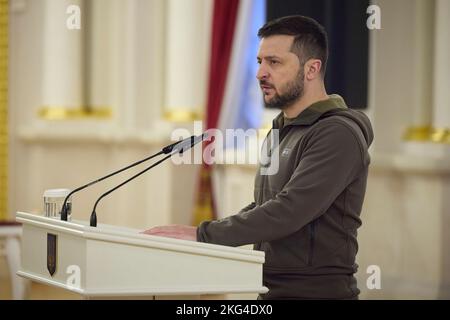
[143,15,373,300]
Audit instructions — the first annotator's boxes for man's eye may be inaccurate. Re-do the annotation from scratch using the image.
[270,60,279,65]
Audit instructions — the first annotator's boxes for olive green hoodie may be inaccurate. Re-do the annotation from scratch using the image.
[197,94,374,299]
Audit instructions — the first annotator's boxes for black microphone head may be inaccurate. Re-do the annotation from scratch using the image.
[163,135,196,154]
[171,133,208,155]
[162,142,177,154]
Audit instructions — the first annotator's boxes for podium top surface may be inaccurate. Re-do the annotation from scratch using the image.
[16,211,265,264]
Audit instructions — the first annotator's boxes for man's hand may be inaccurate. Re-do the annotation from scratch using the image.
[140,224,197,241]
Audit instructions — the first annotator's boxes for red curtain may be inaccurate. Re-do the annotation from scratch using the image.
[193,0,239,225]
[205,0,240,130]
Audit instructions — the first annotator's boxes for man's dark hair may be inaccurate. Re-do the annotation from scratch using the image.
[257,15,328,77]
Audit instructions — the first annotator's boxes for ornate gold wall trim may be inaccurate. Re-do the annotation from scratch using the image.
[430,128,450,144]
[39,107,204,122]
[38,106,112,120]
[403,126,450,144]
[403,126,433,142]
[163,108,203,122]
[0,0,8,220]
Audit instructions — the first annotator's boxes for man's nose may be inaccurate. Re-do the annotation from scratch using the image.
[256,65,269,81]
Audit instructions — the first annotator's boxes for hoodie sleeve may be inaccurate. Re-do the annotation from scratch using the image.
[238,202,256,213]
[197,121,366,247]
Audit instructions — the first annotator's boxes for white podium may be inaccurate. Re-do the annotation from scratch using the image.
[16,212,268,299]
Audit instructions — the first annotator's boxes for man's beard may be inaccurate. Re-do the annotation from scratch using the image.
[262,69,304,110]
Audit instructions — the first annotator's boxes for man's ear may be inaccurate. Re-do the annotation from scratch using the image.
[304,59,322,80]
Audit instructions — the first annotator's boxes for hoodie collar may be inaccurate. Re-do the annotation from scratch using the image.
[273,94,348,129]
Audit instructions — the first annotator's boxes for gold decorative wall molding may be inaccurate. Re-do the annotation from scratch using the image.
[403,126,450,144]
[403,126,433,142]
[0,0,8,220]
[163,108,203,122]
[38,106,112,120]
[430,128,450,144]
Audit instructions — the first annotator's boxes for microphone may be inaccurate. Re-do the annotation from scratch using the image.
[59,135,196,221]
[172,132,208,154]
[89,132,207,227]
